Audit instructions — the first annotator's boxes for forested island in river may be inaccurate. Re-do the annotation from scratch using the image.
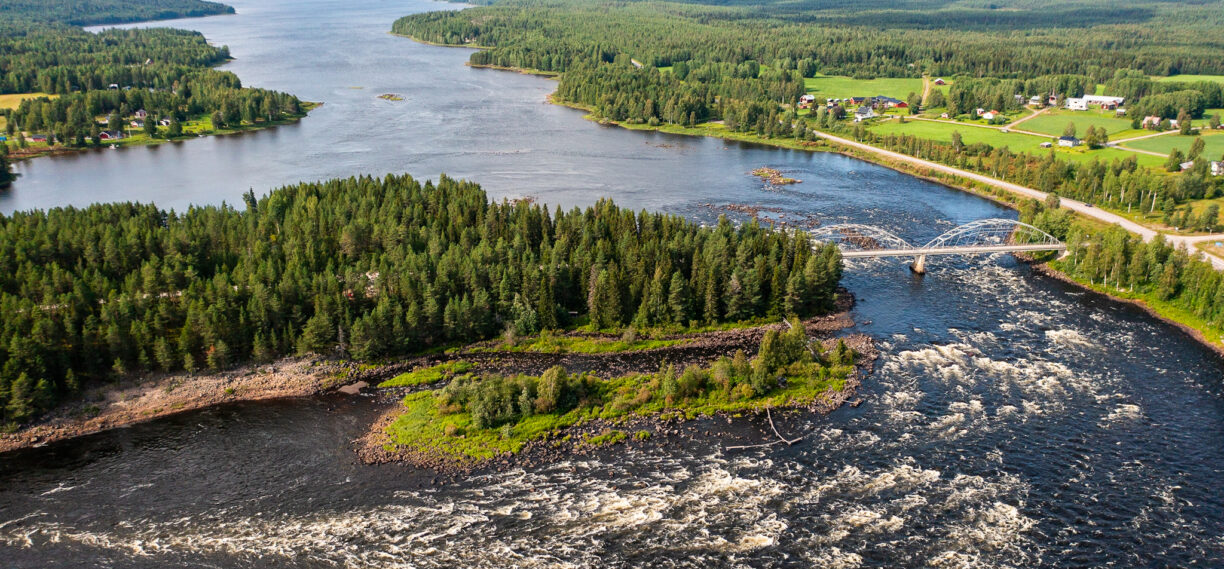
[0,173,872,466]
[395,0,1224,350]
[0,0,311,164]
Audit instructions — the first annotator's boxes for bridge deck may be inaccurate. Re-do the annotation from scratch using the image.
[840,243,1066,258]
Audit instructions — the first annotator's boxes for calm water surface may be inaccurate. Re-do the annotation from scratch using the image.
[2,1,1224,567]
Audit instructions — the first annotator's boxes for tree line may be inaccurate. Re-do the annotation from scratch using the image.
[393,0,1224,83]
[0,174,842,427]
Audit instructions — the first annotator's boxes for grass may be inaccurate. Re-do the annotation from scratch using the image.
[1154,75,1224,84]
[0,92,56,110]
[803,74,923,101]
[383,359,852,464]
[871,118,1049,148]
[1120,131,1224,159]
[1021,109,1139,138]
[379,360,473,387]
[870,118,1167,167]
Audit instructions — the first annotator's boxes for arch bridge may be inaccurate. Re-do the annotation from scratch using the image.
[811,218,1065,273]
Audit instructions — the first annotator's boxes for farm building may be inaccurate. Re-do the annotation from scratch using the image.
[1058,136,1080,147]
[1065,98,1088,111]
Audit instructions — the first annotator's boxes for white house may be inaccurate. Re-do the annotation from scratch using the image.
[134,109,148,119]
[1029,95,1043,106]
[1058,136,1080,147]
[1065,98,1088,111]
[1180,161,1195,171]
[1212,161,1224,176]
[854,106,875,122]
[982,110,1000,121]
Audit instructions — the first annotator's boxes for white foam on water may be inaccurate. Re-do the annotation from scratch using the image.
[1099,403,1144,428]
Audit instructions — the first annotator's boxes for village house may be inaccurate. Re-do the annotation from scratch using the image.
[1040,141,1053,148]
[981,110,1000,121]
[975,108,986,116]
[1181,161,1196,172]
[854,106,875,122]
[97,131,123,141]
[933,78,946,85]
[1212,161,1224,176]
[940,112,950,119]
[130,120,144,128]
[1058,135,1080,147]
[134,109,149,119]
[1029,95,1043,106]
[1141,115,1163,129]
[159,118,173,126]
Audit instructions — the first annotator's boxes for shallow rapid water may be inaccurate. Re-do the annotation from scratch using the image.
[2,0,1224,567]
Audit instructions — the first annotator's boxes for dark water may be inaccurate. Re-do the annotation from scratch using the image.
[3,1,1224,567]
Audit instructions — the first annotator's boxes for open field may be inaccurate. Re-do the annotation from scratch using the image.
[1022,109,1141,138]
[870,118,1166,167]
[0,92,57,110]
[804,74,923,100]
[1155,74,1224,84]
[1120,131,1224,159]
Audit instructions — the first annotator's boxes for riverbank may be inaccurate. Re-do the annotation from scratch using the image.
[536,93,1224,355]
[6,102,321,163]
[357,300,876,475]
[0,356,351,453]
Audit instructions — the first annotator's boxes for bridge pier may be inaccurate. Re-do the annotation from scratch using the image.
[910,254,926,274]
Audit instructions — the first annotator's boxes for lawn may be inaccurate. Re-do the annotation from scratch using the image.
[1120,131,1224,159]
[804,74,924,100]
[1022,109,1139,138]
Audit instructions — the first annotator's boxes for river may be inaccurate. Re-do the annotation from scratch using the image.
[2,0,1224,567]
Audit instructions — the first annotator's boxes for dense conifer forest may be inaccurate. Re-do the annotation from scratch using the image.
[0,0,304,149]
[0,174,842,427]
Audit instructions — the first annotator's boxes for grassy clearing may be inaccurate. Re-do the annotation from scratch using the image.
[0,93,56,110]
[1154,75,1224,84]
[1021,109,1137,137]
[379,361,474,387]
[1120,131,1224,159]
[804,74,923,100]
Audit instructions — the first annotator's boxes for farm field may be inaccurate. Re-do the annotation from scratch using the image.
[871,118,1166,167]
[1022,109,1139,138]
[1120,131,1224,159]
[804,74,924,100]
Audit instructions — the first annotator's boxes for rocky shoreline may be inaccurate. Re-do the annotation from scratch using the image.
[0,357,351,454]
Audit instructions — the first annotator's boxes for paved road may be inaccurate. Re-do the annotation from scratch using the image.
[811,129,1224,269]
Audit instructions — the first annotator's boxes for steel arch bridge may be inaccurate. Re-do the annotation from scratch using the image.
[811,218,1065,273]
